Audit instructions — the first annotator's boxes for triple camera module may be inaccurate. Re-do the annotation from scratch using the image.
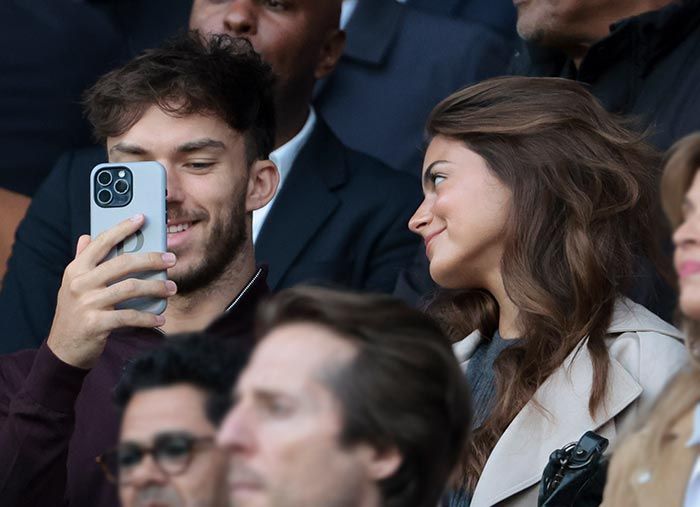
[94,167,133,208]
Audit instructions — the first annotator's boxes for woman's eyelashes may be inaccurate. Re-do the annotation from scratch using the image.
[429,171,446,186]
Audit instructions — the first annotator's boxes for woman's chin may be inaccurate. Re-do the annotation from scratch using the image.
[429,264,463,290]
[680,293,700,321]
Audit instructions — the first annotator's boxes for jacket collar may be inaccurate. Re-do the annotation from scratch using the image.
[312,0,404,99]
[112,267,268,341]
[255,119,347,289]
[342,0,405,66]
[454,298,681,506]
[206,266,270,337]
[108,267,269,364]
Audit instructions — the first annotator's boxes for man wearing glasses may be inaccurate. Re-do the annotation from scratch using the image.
[98,335,248,507]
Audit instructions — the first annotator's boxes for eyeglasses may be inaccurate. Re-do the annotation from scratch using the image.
[96,432,216,485]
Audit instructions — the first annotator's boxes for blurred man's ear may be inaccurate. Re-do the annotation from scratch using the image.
[361,445,403,481]
[245,160,279,212]
[315,29,346,80]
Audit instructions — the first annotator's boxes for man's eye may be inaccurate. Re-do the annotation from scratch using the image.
[186,161,214,169]
[264,399,293,417]
[117,446,143,468]
[264,0,288,10]
[159,438,192,459]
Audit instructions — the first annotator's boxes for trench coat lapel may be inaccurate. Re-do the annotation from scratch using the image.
[457,300,680,506]
[470,344,642,506]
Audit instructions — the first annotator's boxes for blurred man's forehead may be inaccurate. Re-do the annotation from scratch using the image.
[237,322,357,395]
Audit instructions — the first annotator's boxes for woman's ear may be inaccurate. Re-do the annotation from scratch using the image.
[245,160,279,212]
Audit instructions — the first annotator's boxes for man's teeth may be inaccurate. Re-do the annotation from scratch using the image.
[167,223,191,234]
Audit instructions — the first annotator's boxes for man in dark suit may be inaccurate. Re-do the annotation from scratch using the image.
[315,0,512,175]
[0,0,192,198]
[407,0,517,39]
[0,0,421,351]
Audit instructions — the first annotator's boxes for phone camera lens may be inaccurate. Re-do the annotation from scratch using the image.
[97,188,113,205]
[114,179,129,195]
[97,170,112,186]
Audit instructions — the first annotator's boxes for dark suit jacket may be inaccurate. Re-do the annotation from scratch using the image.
[313,0,512,176]
[0,0,192,196]
[407,0,517,39]
[0,119,421,352]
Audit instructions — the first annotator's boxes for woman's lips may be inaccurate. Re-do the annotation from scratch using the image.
[424,229,445,254]
[678,260,700,279]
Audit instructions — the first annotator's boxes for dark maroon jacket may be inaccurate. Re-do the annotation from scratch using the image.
[0,267,268,507]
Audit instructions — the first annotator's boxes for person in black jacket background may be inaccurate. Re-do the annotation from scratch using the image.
[0,0,192,278]
[511,0,700,153]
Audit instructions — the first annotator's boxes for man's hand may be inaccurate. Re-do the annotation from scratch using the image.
[47,214,177,369]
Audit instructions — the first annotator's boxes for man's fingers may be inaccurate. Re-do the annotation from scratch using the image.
[79,214,145,267]
[75,235,92,258]
[90,251,177,286]
[93,278,177,308]
[107,309,166,330]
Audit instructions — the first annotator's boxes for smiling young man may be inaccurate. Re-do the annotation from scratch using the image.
[0,0,422,352]
[0,32,277,507]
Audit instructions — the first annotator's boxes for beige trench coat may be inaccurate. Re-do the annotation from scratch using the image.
[601,408,697,507]
[453,298,687,507]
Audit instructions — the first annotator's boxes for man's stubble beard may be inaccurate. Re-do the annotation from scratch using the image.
[171,192,248,295]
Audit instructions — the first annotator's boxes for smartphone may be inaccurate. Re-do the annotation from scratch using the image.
[90,161,168,315]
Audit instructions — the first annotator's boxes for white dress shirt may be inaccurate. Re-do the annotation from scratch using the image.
[684,404,700,507]
[252,108,317,243]
[340,0,358,29]
[341,0,407,29]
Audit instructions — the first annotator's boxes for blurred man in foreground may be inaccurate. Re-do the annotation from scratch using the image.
[218,286,473,507]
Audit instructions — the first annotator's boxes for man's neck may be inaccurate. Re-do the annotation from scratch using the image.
[160,245,256,334]
[274,101,311,148]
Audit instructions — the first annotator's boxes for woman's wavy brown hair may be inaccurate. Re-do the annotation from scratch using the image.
[425,77,666,489]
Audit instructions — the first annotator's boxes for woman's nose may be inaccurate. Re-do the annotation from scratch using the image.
[408,198,431,235]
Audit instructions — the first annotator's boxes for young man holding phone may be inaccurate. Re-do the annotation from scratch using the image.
[0,0,422,353]
[0,32,277,507]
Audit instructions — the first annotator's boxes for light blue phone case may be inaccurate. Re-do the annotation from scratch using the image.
[90,161,168,315]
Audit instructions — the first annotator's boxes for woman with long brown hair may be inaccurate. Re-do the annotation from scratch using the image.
[408,76,687,506]
[602,133,700,506]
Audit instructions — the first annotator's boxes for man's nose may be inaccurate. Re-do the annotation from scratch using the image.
[217,403,255,453]
[165,168,184,205]
[223,0,258,36]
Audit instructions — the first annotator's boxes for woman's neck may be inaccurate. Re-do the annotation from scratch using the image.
[487,272,523,339]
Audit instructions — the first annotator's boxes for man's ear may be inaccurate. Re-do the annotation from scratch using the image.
[245,160,279,212]
[315,29,346,80]
[363,445,403,481]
